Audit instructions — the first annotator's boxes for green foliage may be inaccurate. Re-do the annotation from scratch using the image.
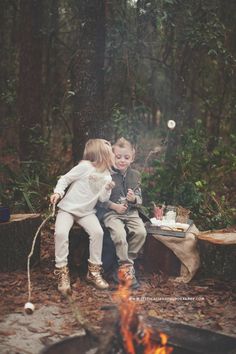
[111,104,145,143]
[142,121,236,229]
[0,161,56,213]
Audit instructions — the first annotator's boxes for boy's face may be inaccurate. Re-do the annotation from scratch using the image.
[114,146,134,173]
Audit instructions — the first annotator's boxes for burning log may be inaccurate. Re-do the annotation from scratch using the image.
[41,313,236,354]
[147,317,236,354]
[106,270,174,354]
[41,270,174,354]
[41,312,236,354]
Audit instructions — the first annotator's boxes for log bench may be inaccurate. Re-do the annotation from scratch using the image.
[68,223,194,279]
[0,214,41,271]
[69,223,236,282]
[2,213,234,283]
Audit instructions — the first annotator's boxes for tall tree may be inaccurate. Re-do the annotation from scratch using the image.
[71,0,106,162]
[0,1,19,165]
[136,0,161,127]
[18,0,44,162]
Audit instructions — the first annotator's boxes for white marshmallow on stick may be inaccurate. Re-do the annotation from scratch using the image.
[167,120,176,130]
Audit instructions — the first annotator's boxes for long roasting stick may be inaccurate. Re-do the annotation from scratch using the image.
[24,204,56,314]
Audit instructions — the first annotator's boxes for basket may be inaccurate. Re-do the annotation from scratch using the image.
[176,206,190,224]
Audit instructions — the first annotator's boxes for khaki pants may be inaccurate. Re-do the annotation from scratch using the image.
[54,209,104,268]
[104,210,147,265]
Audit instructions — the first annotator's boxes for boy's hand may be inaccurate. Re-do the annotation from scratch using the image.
[126,189,136,203]
[50,193,61,205]
[111,203,127,214]
[105,181,115,190]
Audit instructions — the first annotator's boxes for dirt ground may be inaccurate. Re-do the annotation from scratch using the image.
[0,227,236,354]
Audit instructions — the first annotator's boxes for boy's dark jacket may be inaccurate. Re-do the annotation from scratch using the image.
[96,166,150,222]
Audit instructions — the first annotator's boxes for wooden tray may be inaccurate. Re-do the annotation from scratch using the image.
[146,220,193,238]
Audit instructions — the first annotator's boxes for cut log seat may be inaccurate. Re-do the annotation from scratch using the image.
[196,229,236,280]
[68,223,236,281]
[0,214,41,271]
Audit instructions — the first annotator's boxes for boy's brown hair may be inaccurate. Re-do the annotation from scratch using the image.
[113,137,135,157]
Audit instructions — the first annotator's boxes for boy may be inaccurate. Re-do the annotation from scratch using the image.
[102,137,147,288]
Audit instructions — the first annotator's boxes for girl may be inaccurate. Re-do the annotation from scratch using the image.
[50,139,115,295]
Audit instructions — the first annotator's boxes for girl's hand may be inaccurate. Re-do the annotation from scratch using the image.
[126,189,136,203]
[111,203,127,214]
[105,181,115,190]
[50,193,61,205]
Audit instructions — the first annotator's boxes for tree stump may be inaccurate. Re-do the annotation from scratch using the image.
[0,214,41,271]
[197,229,236,279]
[143,234,181,276]
[198,241,236,279]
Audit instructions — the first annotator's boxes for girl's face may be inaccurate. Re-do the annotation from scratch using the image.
[114,146,134,173]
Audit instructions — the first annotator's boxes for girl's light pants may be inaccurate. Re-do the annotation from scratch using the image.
[54,209,104,268]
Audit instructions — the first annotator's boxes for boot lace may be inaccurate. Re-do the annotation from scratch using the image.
[118,265,135,282]
[54,267,70,287]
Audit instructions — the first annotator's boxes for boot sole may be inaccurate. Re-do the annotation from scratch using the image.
[58,288,72,297]
[86,278,109,290]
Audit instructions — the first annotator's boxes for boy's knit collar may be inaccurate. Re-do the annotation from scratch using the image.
[111,165,131,176]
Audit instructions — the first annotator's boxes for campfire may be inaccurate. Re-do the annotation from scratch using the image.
[113,269,173,354]
[41,272,236,354]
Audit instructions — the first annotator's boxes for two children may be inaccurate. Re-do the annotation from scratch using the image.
[50,139,115,295]
[51,137,146,294]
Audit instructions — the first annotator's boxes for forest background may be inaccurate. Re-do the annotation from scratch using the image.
[0,0,235,232]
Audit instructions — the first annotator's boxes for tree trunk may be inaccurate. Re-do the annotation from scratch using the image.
[18,0,44,162]
[71,0,106,162]
[43,0,60,136]
[0,2,19,168]
[137,0,160,128]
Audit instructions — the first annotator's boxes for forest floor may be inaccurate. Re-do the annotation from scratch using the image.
[0,226,236,354]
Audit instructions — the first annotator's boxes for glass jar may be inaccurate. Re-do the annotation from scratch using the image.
[165,205,176,223]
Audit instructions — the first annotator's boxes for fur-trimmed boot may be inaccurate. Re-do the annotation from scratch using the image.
[86,261,109,290]
[54,265,72,296]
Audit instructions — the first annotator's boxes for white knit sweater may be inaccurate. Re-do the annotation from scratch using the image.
[54,160,112,217]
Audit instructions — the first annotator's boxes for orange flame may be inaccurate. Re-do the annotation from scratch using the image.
[113,270,173,354]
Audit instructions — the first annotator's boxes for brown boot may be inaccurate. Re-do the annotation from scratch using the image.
[54,265,72,296]
[118,264,139,289]
[86,261,109,290]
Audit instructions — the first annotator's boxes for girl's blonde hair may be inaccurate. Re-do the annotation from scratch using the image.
[83,139,114,171]
[113,137,135,157]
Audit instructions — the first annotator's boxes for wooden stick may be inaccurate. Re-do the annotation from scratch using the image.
[27,204,56,302]
[65,294,97,336]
